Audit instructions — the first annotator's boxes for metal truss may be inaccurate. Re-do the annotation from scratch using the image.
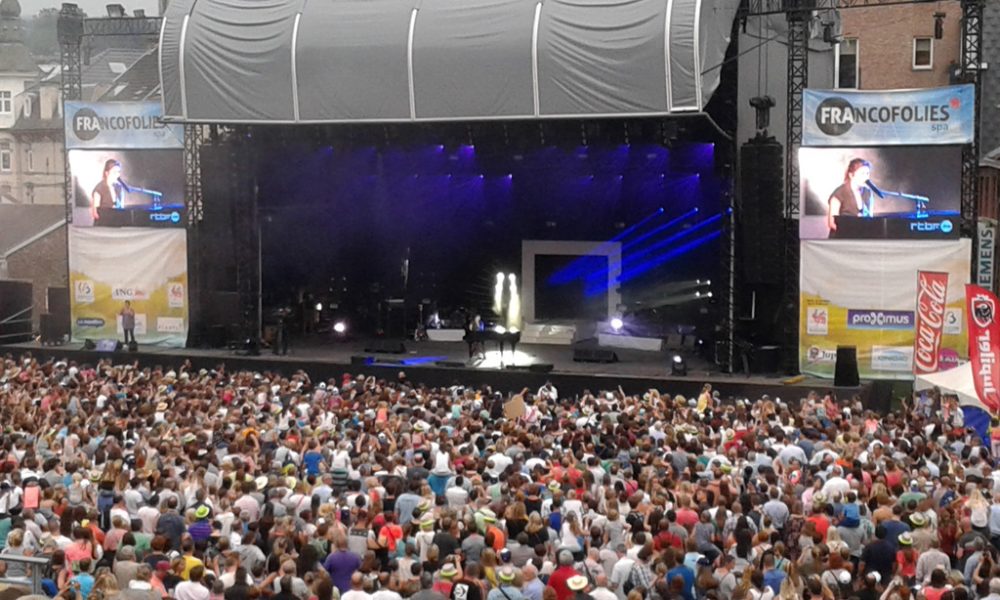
[779,14,809,372]
[960,0,983,239]
[743,0,963,17]
[718,146,737,373]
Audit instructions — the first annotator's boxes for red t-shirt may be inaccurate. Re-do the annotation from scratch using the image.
[547,566,581,600]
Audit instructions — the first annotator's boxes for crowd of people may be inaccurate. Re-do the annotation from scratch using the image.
[0,353,997,600]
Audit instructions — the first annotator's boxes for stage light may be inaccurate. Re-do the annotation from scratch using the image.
[610,317,624,332]
[494,273,505,316]
[106,3,125,17]
[333,321,347,334]
[705,280,711,286]
[507,273,521,330]
[695,291,701,297]
[671,354,687,376]
[494,325,507,334]
[314,302,323,311]
[706,292,713,298]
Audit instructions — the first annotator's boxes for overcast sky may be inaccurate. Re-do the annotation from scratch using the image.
[19,0,160,18]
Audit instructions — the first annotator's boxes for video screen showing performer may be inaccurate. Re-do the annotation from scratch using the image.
[69,149,185,228]
[799,146,961,240]
[91,159,126,224]
[826,158,872,238]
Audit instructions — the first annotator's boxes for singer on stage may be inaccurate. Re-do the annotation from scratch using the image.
[91,159,126,225]
[827,158,873,238]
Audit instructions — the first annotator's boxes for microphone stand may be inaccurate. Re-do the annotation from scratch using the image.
[121,185,164,209]
[874,190,931,219]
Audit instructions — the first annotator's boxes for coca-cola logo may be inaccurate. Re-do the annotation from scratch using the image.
[914,272,948,373]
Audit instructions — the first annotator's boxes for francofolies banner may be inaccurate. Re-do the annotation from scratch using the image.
[65,101,184,150]
[69,226,188,347]
[803,84,974,146]
[800,239,970,380]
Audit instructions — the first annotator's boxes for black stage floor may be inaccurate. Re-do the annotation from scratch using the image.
[6,336,868,401]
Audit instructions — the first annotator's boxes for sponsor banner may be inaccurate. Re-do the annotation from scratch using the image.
[846,310,913,330]
[800,239,970,380]
[966,284,1000,413]
[871,346,914,372]
[68,226,188,347]
[978,218,996,291]
[806,306,829,335]
[803,85,974,146]
[65,101,184,149]
[913,271,949,374]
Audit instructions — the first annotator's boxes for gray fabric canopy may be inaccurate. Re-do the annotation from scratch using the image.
[159,0,738,123]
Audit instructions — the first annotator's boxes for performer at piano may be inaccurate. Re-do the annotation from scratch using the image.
[826,158,872,238]
[91,159,126,224]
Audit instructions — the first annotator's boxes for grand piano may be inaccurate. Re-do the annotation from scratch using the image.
[464,328,521,358]
[834,210,959,240]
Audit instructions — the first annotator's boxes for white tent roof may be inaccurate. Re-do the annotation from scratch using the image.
[914,362,984,410]
[158,0,739,124]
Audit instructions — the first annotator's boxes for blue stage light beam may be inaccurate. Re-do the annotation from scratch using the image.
[621,212,725,268]
[615,229,724,285]
[547,207,671,286]
[621,207,699,251]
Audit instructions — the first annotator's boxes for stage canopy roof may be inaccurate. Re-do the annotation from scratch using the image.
[158,0,738,124]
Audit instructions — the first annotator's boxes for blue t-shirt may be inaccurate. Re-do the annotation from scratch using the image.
[303,451,324,476]
[71,573,95,600]
[763,569,786,595]
[665,566,695,600]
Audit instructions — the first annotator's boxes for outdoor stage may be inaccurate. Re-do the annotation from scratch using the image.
[9,336,868,401]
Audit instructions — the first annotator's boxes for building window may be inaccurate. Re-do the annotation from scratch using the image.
[836,38,859,89]
[26,148,33,172]
[0,91,10,114]
[0,149,10,172]
[913,37,933,70]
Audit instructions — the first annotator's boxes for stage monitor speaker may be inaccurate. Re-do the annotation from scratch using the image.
[95,339,122,352]
[46,287,70,336]
[39,314,64,345]
[127,341,138,353]
[834,345,860,387]
[739,137,784,285]
[572,348,618,363]
[748,345,781,374]
[529,363,555,374]
[364,340,406,354]
[83,339,96,350]
[436,361,466,368]
[351,355,374,366]
[0,280,33,344]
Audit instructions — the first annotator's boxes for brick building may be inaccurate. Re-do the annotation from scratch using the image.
[836,3,964,91]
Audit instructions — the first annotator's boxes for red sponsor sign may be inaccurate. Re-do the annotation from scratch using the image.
[967,284,1000,413]
[913,271,949,374]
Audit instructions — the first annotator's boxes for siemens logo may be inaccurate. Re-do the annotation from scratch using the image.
[847,310,914,330]
[910,219,954,234]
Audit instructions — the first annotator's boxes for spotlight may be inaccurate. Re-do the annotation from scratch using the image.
[705,280,711,286]
[496,273,505,282]
[333,321,347,334]
[695,291,701,297]
[706,292,713,298]
[610,317,624,332]
[671,354,687,376]
[494,325,507,334]
[314,302,323,311]
[106,3,125,17]
[508,273,516,282]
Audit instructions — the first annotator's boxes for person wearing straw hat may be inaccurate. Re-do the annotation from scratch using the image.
[487,566,524,600]
[565,576,592,600]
